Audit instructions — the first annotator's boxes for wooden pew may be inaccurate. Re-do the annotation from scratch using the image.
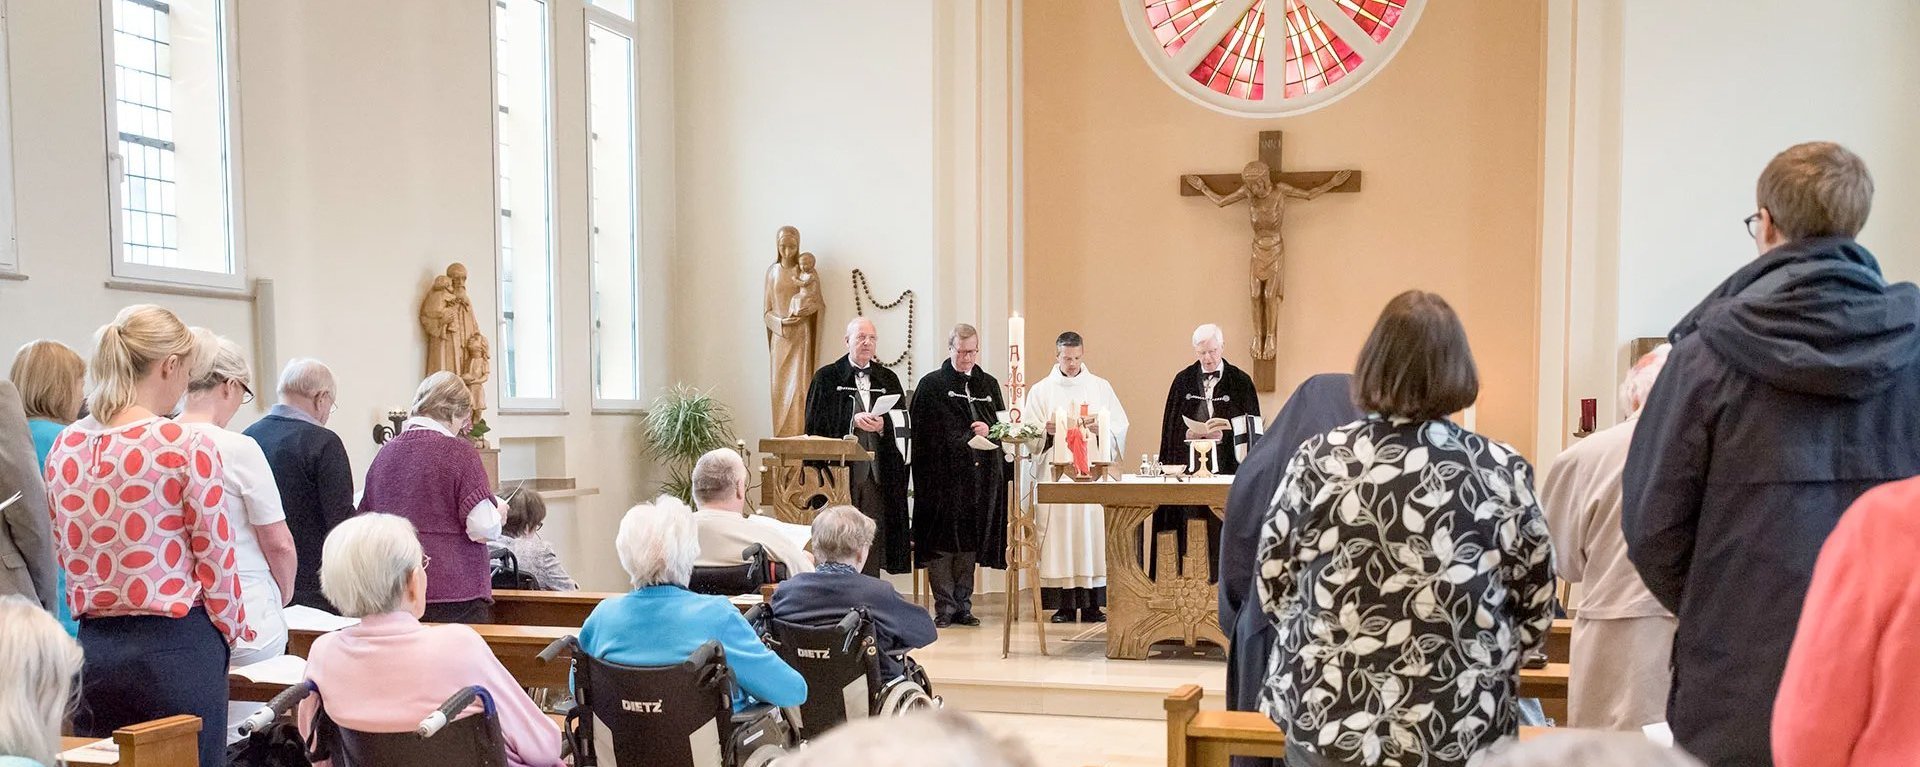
[59,715,201,767]
[1165,686,1557,767]
[287,623,575,689]
[1548,618,1570,664]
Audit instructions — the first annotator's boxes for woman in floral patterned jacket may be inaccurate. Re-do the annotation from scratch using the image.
[1257,290,1557,767]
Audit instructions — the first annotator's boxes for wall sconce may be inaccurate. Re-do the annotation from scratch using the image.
[372,409,407,445]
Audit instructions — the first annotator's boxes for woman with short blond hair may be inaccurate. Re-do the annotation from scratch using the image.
[358,371,502,623]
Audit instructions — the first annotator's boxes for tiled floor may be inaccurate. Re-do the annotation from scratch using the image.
[973,711,1166,767]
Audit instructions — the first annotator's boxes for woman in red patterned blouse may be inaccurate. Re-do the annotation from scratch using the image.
[44,305,252,767]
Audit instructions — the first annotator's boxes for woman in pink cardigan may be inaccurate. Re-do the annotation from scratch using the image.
[297,513,562,767]
[1774,476,1920,767]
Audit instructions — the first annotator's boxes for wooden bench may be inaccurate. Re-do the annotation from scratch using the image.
[287,622,575,689]
[1166,686,1556,767]
[60,714,201,767]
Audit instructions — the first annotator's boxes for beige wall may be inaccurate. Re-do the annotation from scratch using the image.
[1023,0,1544,456]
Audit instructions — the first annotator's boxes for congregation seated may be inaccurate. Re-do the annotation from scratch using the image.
[0,596,83,767]
[244,357,357,613]
[495,485,578,591]
[179,331,297,668]
[689,447,813,573]
[358,371,504,624]
[579,495,806,712]
[298,513,562,767]
[770,505,935,682]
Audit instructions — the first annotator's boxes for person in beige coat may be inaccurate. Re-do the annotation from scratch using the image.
[0,379,57,612]
[1540,344,1673,730]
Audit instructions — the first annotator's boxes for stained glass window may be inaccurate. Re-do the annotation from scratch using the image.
[1127,0,1424,117]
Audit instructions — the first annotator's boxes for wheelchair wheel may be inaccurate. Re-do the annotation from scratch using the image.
[738,744,789,767]
[875,678,938,715]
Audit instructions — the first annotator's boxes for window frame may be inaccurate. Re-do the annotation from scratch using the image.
[0,0,17,277]
[489,0,563,412]
[98,0,248,292]
[584,6,645,411]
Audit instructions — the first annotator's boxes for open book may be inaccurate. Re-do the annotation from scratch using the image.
[230,653,307,686]
[283,604,360,633]
[1183,416,1232,436]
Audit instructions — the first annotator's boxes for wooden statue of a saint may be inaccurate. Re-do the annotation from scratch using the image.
[765,226,823,437]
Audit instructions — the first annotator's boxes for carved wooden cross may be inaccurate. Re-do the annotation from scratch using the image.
[1180,130,1362,392]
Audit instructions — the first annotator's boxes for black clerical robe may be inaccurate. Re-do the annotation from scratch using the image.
[1154,360,1260,580]
[1157,360,1262,474]
[909,360,1008,569]
[803,355,912,573]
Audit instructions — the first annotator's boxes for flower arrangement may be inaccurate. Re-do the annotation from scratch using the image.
[988,420,1045,443]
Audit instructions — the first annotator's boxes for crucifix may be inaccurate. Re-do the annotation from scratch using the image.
[1180,130,1362,392]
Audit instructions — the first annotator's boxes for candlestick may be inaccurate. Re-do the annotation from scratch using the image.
[1008,313,1026,421]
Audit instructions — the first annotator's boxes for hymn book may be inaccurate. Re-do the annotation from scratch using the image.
[1183,416,1233,435]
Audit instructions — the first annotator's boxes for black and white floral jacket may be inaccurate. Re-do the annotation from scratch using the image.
[1257,416,1556,767]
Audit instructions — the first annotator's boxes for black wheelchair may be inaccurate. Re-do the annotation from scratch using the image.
[538,635,797,767]
[490,546,537,590]
[236,681,509,766]
[688,543,789,597]
[750,605,939,741]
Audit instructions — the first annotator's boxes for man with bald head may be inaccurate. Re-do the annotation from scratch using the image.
[804,317,911,575]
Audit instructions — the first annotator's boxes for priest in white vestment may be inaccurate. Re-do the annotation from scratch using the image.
[1023,332,1128,623]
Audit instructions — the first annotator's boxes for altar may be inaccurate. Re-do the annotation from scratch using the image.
[1036,476,1232,660]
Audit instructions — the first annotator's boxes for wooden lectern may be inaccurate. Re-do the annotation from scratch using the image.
[756,436,874,525]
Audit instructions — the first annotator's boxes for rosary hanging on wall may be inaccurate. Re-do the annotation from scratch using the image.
[850,269,917,382]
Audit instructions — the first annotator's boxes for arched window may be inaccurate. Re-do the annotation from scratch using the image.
[1123,0,1425,117]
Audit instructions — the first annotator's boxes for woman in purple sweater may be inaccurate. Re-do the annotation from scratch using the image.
[358,372,502,623]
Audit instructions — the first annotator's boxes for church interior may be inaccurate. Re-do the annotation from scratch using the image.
[2,1,1918,765]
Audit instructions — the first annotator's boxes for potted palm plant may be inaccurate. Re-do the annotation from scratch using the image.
[643,384,737,503]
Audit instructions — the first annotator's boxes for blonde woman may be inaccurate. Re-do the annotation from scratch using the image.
[8,340,86,634]
[0,596,84,767]
[44,305,252,767]
[358,371,502,623]
[179,332,297,666]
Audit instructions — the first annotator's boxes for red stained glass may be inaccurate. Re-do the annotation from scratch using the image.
[1187,0,1267,100]
[1145,0,1222,57]
[1333,0,1405,43]
[1278,0,1362,99]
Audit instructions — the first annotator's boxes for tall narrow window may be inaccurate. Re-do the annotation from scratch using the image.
[494,0,558,406]
[103,0,243,289]
[587,12,641,407]
[0,0,17,276]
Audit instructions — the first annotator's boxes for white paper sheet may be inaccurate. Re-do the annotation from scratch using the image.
[58,739,118,765]
[230,653,307,686]
[282,605,360,633]
[967,435,998,451]
[1642,722,1674,747]
[866,393,900,415]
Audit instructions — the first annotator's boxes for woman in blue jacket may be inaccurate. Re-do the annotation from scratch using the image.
[581,495,805,711]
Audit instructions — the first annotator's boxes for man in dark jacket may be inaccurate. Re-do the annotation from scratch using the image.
[1623,141,1920,767]
[771,506,937,681]
[244,359,358,612]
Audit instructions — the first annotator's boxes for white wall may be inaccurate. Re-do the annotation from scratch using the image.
[1540,0,1920,453]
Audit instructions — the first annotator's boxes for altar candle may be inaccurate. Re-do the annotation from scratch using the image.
[1008,313,1026,417]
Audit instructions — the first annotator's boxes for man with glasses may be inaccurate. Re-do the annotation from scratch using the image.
[910,324,1007,628]
[1622,142,1920,765]
[245,358,357,612]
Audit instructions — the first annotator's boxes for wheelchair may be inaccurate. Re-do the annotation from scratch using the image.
[539,635,797,767]
[688,543,790,597]
[490,546,537,590]
[749,605,939,741]
[237,681,509,766]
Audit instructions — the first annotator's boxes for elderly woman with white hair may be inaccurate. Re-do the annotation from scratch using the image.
[358,372,502,623]
[178,331,298,666]
[1539,344,1673,730]
[580,496,806,711]
[0,596,84,767]
[771,506,936,682]
[297,514,562,767]
[244,357,357,611]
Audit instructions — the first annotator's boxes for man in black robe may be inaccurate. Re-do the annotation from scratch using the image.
[1155,323,1260,580]
[910,323,1007,628]
[804,317,911,576]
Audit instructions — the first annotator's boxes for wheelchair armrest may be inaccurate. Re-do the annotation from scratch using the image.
[537,635,577,664]
[742,543,770,586]
[687,639,725,669]
[237,680,315,736]
[418,686,494,738]
[742,603,768,627]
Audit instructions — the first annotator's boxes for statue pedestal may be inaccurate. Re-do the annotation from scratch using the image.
[477,447,499,490]
[756,436,872,525]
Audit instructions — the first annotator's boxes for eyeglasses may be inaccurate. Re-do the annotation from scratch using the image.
[233,379,255,406]
[1744,212,1763,239]
[421,554,433,570]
